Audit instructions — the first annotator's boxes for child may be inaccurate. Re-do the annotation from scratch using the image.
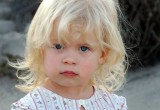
[11,0,128,109]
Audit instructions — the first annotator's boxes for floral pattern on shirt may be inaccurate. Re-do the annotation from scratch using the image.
[11,86,127,110]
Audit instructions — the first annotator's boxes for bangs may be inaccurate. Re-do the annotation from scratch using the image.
[28,0,121,53]
[48,0,109,49]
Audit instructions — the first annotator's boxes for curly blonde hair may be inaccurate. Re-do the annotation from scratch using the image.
[11,0,128,92]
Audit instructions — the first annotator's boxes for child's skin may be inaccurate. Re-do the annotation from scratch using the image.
[43,21,107,100]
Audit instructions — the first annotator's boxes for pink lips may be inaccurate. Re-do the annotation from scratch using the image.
[61,71,78,77]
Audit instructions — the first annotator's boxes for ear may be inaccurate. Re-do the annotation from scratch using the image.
[98,48,109,64]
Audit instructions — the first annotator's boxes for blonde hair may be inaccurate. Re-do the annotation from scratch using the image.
[11,0,128,92]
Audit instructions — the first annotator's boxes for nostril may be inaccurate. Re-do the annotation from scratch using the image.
[63,58,76,65]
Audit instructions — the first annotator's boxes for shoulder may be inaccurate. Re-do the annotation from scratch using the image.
[11,93,35,110]
[95,87,127,110]
[11,87,46,110]
[111,94,127,110]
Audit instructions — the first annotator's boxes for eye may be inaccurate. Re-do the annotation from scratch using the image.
[80,46,89,52]
[53,44,63,50]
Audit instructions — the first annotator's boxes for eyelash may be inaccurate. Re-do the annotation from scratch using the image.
[53,44,64,50]
[52,44,90,52]
[80,46,90,52]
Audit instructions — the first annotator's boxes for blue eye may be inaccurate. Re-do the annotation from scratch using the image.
[54,44,63,49]
[80,46,89,52]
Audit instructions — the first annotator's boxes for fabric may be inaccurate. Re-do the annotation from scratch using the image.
[11,86,127,110]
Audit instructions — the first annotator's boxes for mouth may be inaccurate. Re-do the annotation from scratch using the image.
[60,71,78,77]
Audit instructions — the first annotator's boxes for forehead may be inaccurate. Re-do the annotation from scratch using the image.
[50,20,99,46]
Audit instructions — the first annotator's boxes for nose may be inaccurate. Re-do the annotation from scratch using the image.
[62,51,77,65]
[63,58,77,65]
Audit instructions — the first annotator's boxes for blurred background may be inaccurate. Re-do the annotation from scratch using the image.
[0,0,159,110]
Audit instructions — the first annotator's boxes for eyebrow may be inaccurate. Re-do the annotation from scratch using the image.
[51,38,99,47]
[85,41,99,47]
[51,38,58,41]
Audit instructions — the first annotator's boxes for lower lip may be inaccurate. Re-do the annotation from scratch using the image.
[61,72,78,77]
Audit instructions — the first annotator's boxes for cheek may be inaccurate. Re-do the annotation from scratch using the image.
[43,51,58,74]
[81,59,99,74]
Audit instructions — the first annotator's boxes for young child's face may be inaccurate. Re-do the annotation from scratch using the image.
[43,24,107,88]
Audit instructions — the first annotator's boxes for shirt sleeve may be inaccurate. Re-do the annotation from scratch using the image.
[119,96,127,110]
[11,101,33,110]
[113,94,128,110]
[11,94,35,110]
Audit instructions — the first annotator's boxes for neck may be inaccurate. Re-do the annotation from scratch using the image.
[43,78,94,100]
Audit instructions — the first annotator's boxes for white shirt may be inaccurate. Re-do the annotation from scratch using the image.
[11,86,127,110]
